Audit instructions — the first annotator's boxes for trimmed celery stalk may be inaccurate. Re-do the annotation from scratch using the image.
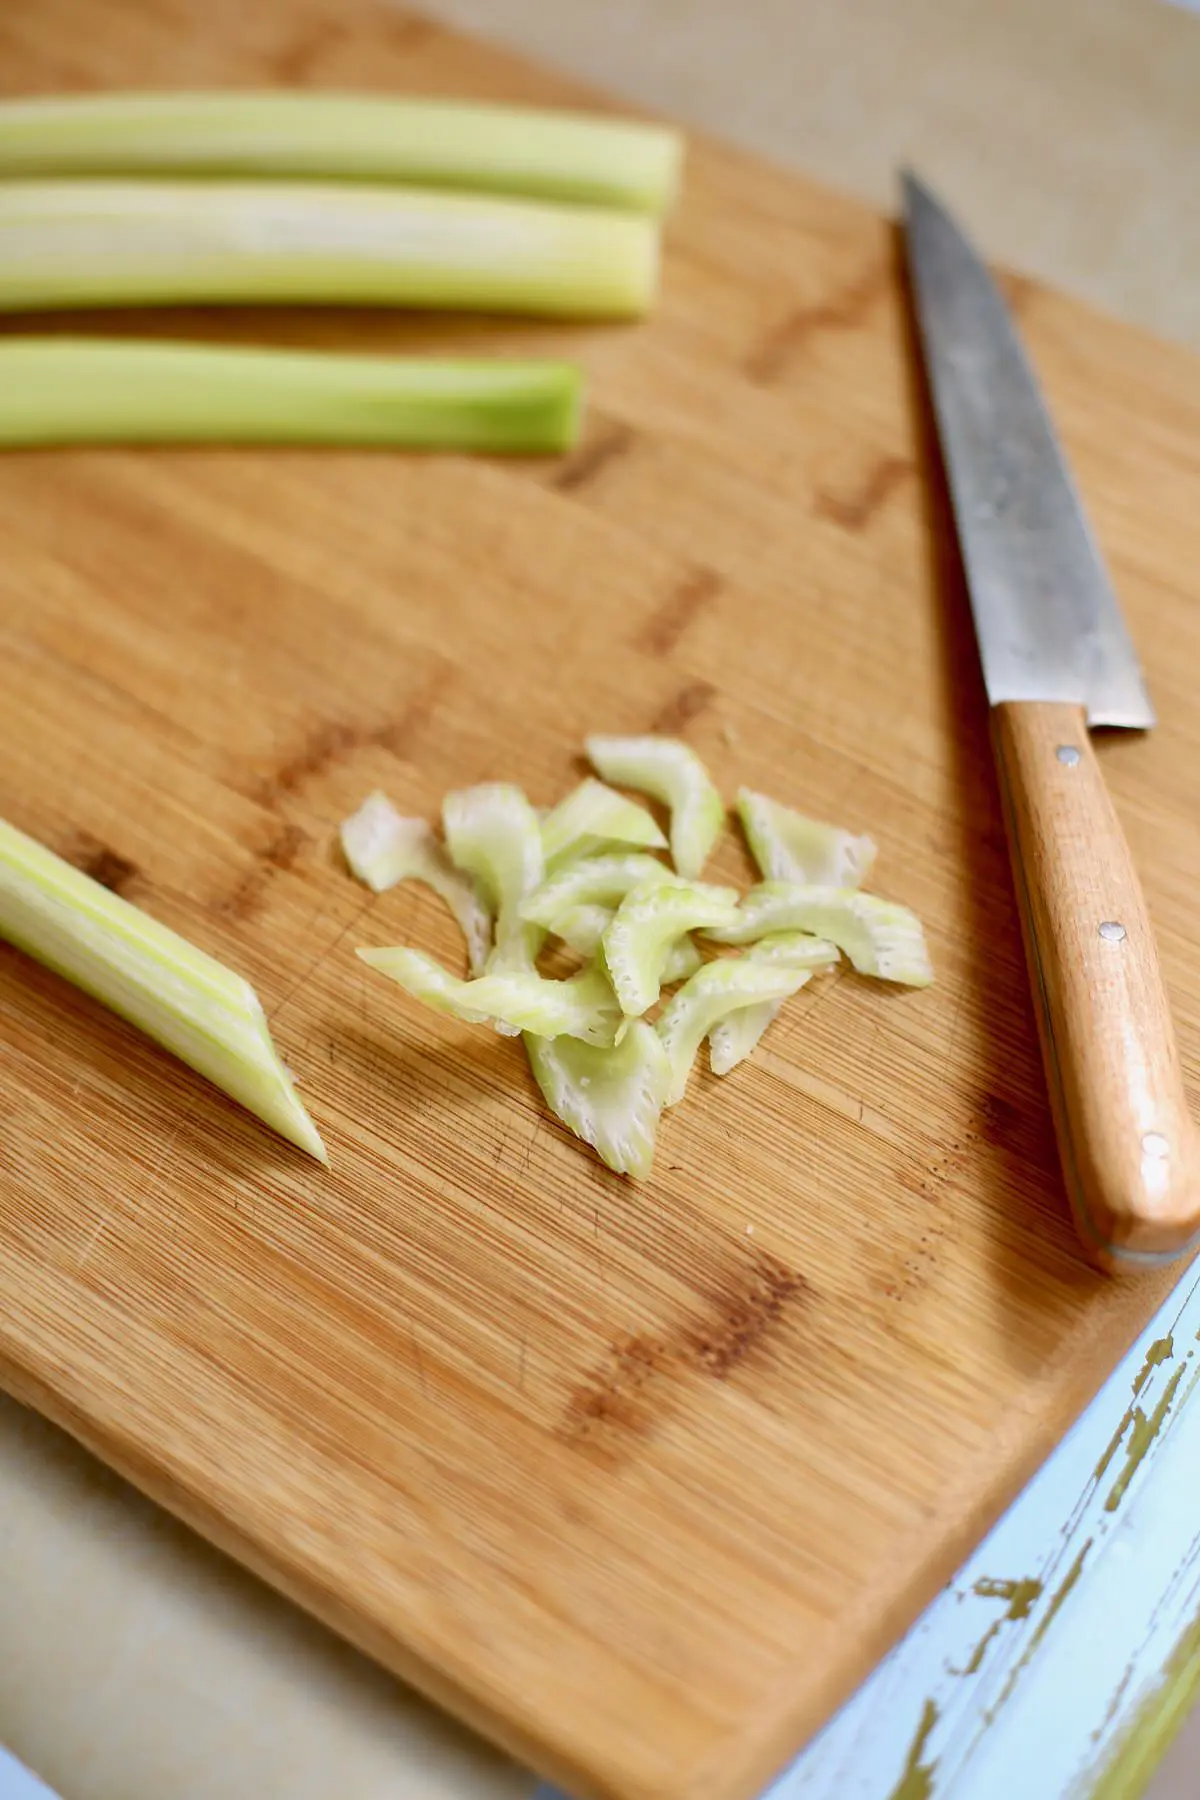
[0,93,683,216]
[0,816,326,1160]
[0,180,659,319]
[0,338,583,453]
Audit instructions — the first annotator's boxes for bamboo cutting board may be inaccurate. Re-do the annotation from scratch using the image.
[4,2,1200,1797]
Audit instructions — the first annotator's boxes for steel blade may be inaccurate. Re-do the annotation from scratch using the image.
[902,170,1154,730]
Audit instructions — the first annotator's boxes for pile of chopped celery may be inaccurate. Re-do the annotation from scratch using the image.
[346,738,932,1180]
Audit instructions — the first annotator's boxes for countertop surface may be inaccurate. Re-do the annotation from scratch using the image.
[3,3,1200,1798]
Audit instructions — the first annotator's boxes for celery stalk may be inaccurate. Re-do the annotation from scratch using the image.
[0,93,683,216]
[0,339,582,453]
[0,180,659,319]
[0,816,326,1161]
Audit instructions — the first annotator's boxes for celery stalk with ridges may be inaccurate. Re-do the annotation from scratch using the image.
[0,180,659,319]
[0,93,683,216]
[0,339,583,453]
[0,817,326,1161]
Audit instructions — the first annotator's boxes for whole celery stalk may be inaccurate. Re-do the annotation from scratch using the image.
[0,180,659,319]
[0,339,583,452]
[0,93,683,216]
[0,816,326,1161]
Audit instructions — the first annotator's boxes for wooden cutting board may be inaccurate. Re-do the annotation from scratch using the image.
[4,2,1200,1797]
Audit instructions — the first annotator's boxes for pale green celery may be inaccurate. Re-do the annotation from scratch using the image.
[525,1019,671,1179]
[663,935,703,984]
[540,777,666,869]
[706,882,934,987]
[357,945,621,1045]
[442,784,543,967]
[656,959,810,1107]
[708,933,839,1076]
[551,902,615,958]
[736,788,877,888]
[0,338,583,454]
[0,93,683,215]
[585,735,724,879]
[520,851,676,930]
[602,878,739,1015]
[551,902,699,983]
[0,815,325,1160]
[340,791,491,976]
[0,181,659,319]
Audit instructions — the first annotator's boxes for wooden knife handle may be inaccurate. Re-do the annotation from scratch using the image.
[992,700,1200,1267]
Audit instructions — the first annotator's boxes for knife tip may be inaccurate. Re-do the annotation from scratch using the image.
[899,165,935,219]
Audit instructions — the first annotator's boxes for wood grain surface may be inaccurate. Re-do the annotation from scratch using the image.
[993,701,1200,1267]
[3,3,1200,1798]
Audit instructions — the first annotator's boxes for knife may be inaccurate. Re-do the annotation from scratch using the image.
[902,170,1200,1270]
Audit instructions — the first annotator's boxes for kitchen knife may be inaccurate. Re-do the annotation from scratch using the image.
[903,169,1200,1269]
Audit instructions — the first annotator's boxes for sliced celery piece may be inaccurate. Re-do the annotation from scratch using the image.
[0,93,683,216]
[707,883,934,987]
[601,878,739,1015]
[0,815,326,1160]
[340,792,491,977]
[442,783,543,966]
[357,945,621,1045]
[525,1020,671,1179]
[708,933,839,1076]
[585,735,724,879]
[551,902,699,983]
[656,959,810,1107]
[663,935,703,985]
[0,338,583,454]
[521,851,676,930]
[551,903,615,958]
[540,777,666,869]
[736,788,877,888]
[0,181,659,320]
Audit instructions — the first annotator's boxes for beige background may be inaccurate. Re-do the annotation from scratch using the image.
[3,2,1200,1797]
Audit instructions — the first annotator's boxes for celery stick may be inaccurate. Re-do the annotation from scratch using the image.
[0,93,683,215]
[0,816,325,1160]
[0,339,583,454]
[0,180,659,319]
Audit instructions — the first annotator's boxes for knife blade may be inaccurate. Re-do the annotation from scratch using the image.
[903,170,1200,1268]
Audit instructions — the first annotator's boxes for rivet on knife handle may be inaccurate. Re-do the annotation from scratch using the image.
[993,701,1200,1264]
